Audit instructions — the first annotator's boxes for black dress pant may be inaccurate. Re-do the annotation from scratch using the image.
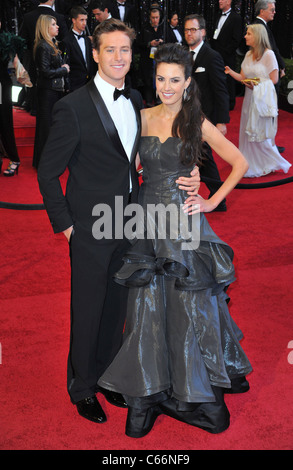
[33,87,63,168]
[67,228,130,404]
[200,142,223,198]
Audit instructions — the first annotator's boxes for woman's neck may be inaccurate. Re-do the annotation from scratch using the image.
[159,102,181,121]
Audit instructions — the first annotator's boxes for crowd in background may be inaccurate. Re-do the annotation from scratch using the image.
[0,0,291,178]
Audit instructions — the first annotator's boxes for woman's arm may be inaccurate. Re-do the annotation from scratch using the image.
[269,69,279,85]
[191,119,248,213]
[225,66,245,82]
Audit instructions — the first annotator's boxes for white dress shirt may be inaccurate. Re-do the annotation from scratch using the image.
[117,2,126,21]
[213,9,231,39]
[72,29,87,64]
[94,72,137,190]
[189,41,204,60]
[170,26,182,44]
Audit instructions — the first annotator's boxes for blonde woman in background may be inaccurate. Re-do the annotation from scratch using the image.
[225,24,291,178]
[33,15,69,169]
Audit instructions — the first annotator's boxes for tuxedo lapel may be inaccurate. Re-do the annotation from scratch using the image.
[217,13,233,38]
[193,43,206,71]
[70,32,87,70]
[87,79,129,161]
[129,94,141,163]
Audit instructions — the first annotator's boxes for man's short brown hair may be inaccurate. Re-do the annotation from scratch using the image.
[92,18,136,52]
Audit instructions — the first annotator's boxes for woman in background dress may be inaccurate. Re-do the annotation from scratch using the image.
[225,24,291,178]
[33,14,69,169]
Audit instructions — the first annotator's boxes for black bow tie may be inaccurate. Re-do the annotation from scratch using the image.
[117,2,125,6]
[113,85,130,101]
[73,32,85,40]
[222,10,231,16]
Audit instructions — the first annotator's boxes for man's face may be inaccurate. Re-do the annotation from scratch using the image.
[184,19,204,49]
[93,8,108,23]
[72,14,87,33]
[93,31,132,88]
[260,2,276,22]
[219,0,231,12]
[150,11,160,28]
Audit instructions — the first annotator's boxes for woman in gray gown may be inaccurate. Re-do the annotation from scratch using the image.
[98,43,252,438]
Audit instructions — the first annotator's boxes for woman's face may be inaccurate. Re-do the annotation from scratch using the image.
[245,28,255,48]
[170,14,178,28]
[156,62,191,107]
[48,18,59,38]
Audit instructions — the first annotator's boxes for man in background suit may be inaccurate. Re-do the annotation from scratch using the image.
[38,18,201,423]
[211,0,243,110]
[109,0,136,30]
[184,14,230,211]
[166,11,184,44]
[61,6,96,92]
[138,7,164,107]
[19,0,68,114]
[91,0,112,26]
[254,1,285,86]
[254,0,286,152]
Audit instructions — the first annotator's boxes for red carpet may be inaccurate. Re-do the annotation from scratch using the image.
[0,99,293,451]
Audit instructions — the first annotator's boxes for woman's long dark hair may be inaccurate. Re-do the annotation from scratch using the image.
[154,43,204,167]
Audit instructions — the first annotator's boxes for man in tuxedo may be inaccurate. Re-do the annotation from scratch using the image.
[254,1,285,86]
[254,0,286,152]
[109,0,136,30]
[184,14,230,211]
[61,6,96,92]
[19,0,68,114]
[166,11,184,44]
[138,7,164,107]
[211,0,243,110]
[38,18,200,423]
[91,0,112,25]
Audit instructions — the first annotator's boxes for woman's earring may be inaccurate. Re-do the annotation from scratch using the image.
[183,89,187,101]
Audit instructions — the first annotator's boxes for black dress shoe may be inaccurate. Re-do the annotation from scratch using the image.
[97,386,128,408]
[76,396,107,423]
[277,146,285,154]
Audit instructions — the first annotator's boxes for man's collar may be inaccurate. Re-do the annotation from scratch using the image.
[256,16,267,24]
[190,40,204,55]
[94,72,125,101]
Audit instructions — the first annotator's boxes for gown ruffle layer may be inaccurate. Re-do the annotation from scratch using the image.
[98,137,252,411]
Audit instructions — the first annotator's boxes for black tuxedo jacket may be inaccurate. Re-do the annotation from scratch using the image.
[109,1,137,29]
[253,18,285,70]
[166,24,184,43]
[38,79,143,235]
[61,31,96,92]
[192,42,230,125]
[211,11,243,67]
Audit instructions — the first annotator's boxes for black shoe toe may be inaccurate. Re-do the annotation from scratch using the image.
[98,386,128,408]
[76,396,107,423]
